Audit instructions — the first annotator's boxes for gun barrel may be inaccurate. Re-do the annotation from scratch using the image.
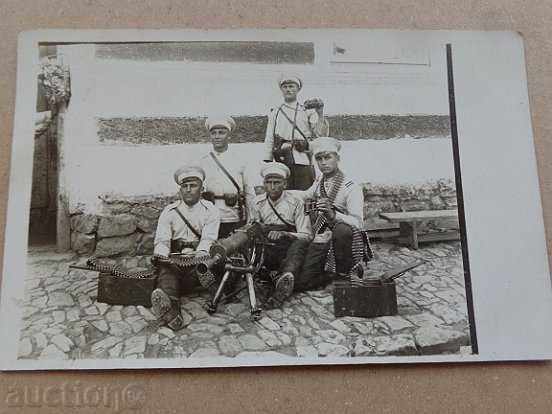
[196,254,223,275]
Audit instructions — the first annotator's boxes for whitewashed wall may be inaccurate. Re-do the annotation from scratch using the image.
[59,38,454,215]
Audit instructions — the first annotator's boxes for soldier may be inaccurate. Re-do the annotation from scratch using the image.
[150,165,220,330]
[200,115,253,238]
[263,74,329,190]
[295,137,372,291]
[251,162,312,306]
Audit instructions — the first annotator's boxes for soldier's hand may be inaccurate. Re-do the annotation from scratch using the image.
[194,250,210,259]
[181,247,195,255]
[317,198,336,221]
[268,230,287,241]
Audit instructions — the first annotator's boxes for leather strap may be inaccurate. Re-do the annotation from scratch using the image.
[267,196,295,230]
[172,204,202,239]
[209,152,241,194]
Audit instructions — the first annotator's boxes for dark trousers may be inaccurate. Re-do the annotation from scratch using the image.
[288,164,315,190]
[219,221,244,239]
[263,238,309,276]
[296,222,354,291]
[157,263,200,298]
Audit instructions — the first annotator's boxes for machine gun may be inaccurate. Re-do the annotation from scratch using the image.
[198,222,274,320]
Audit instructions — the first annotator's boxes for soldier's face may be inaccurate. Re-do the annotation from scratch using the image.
[264,175,287,200]
[280,82,300,101]
[179,178,203,206]
[315,152,340,176]
[210,127,230,151]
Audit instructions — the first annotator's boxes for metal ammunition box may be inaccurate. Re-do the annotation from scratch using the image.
[333,280,398,318]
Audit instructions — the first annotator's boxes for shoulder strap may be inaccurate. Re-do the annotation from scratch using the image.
[209,152,241,193]
[277,105,309,140]
[173,204,202,239]
[267,197,295,230]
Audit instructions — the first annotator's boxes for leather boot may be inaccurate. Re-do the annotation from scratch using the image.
[270,271,295,306]
[150,288,186,331]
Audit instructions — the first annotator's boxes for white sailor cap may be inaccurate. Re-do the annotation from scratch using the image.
[260,162,291,179]
[278,73,302,89]
[311,137,341,156]
[205,115,236,132]
[174,165,205,185]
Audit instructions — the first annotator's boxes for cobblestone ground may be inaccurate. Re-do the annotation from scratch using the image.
[18,242,471,360]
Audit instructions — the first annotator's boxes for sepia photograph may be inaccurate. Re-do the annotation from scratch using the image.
[2,30,550,370]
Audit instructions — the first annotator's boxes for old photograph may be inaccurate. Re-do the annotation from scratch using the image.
[3,30,550,369]
[18,32,474,363]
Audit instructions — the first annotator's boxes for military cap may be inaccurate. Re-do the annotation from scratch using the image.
[205,115,236,132]
[174,165,205,185]
[311,136,341,156]
[260,161,291,179]
[278,73,302,89]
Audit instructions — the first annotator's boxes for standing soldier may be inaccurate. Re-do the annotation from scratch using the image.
[295,137,372,291]
[150,165,220,331]
[200,115,253,238]
[252,162,312,306]
[263,74,329,190]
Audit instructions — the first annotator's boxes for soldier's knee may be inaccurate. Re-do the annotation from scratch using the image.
[332,222,353,241]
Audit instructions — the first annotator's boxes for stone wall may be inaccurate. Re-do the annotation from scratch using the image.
[363,179,458,229]
[70,179,458,257]
[97,115,451,145]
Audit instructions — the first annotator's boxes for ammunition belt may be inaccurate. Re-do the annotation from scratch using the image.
[86,257,155,279]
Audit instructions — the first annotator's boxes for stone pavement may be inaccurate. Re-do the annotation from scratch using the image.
[18,242,471,361]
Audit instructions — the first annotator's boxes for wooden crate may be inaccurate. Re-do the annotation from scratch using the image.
[97,272,157,307]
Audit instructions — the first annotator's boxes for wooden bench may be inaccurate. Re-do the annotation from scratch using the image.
[379,210,459,249]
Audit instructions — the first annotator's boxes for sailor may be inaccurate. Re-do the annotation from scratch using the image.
[263,74,329,190]
[294,137,372,291]
[251,161,312,306]
[200,115,253,238]
[150,165,221,330]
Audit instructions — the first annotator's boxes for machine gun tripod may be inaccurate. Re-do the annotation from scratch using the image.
[196,223,274,321]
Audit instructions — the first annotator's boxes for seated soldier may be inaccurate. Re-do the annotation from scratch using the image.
[251,162,312,306]
[294,137,372,291]
[150,165,220,330]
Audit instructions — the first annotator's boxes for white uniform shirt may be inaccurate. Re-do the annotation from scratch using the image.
[264,102,329,165]
[153,199,220,256]
[199,148,253,224]
[293,172,364,242]
[251,191,313,241]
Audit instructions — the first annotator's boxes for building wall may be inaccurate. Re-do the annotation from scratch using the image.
[57,37,458,256]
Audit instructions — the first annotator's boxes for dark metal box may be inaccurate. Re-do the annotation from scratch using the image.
[333,280,398,318]
[97,272,157,307]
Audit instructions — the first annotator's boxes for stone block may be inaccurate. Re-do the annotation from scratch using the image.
[97,214,137,237]
[71,232,96,255]
[374,334,418,356]
[71,214,99,234]
[132,205,161,220]
[414,326,469,354]
[136,217,157,233]
[218,335,243,355]
[95,234,138,257]
[136,233,154,255]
